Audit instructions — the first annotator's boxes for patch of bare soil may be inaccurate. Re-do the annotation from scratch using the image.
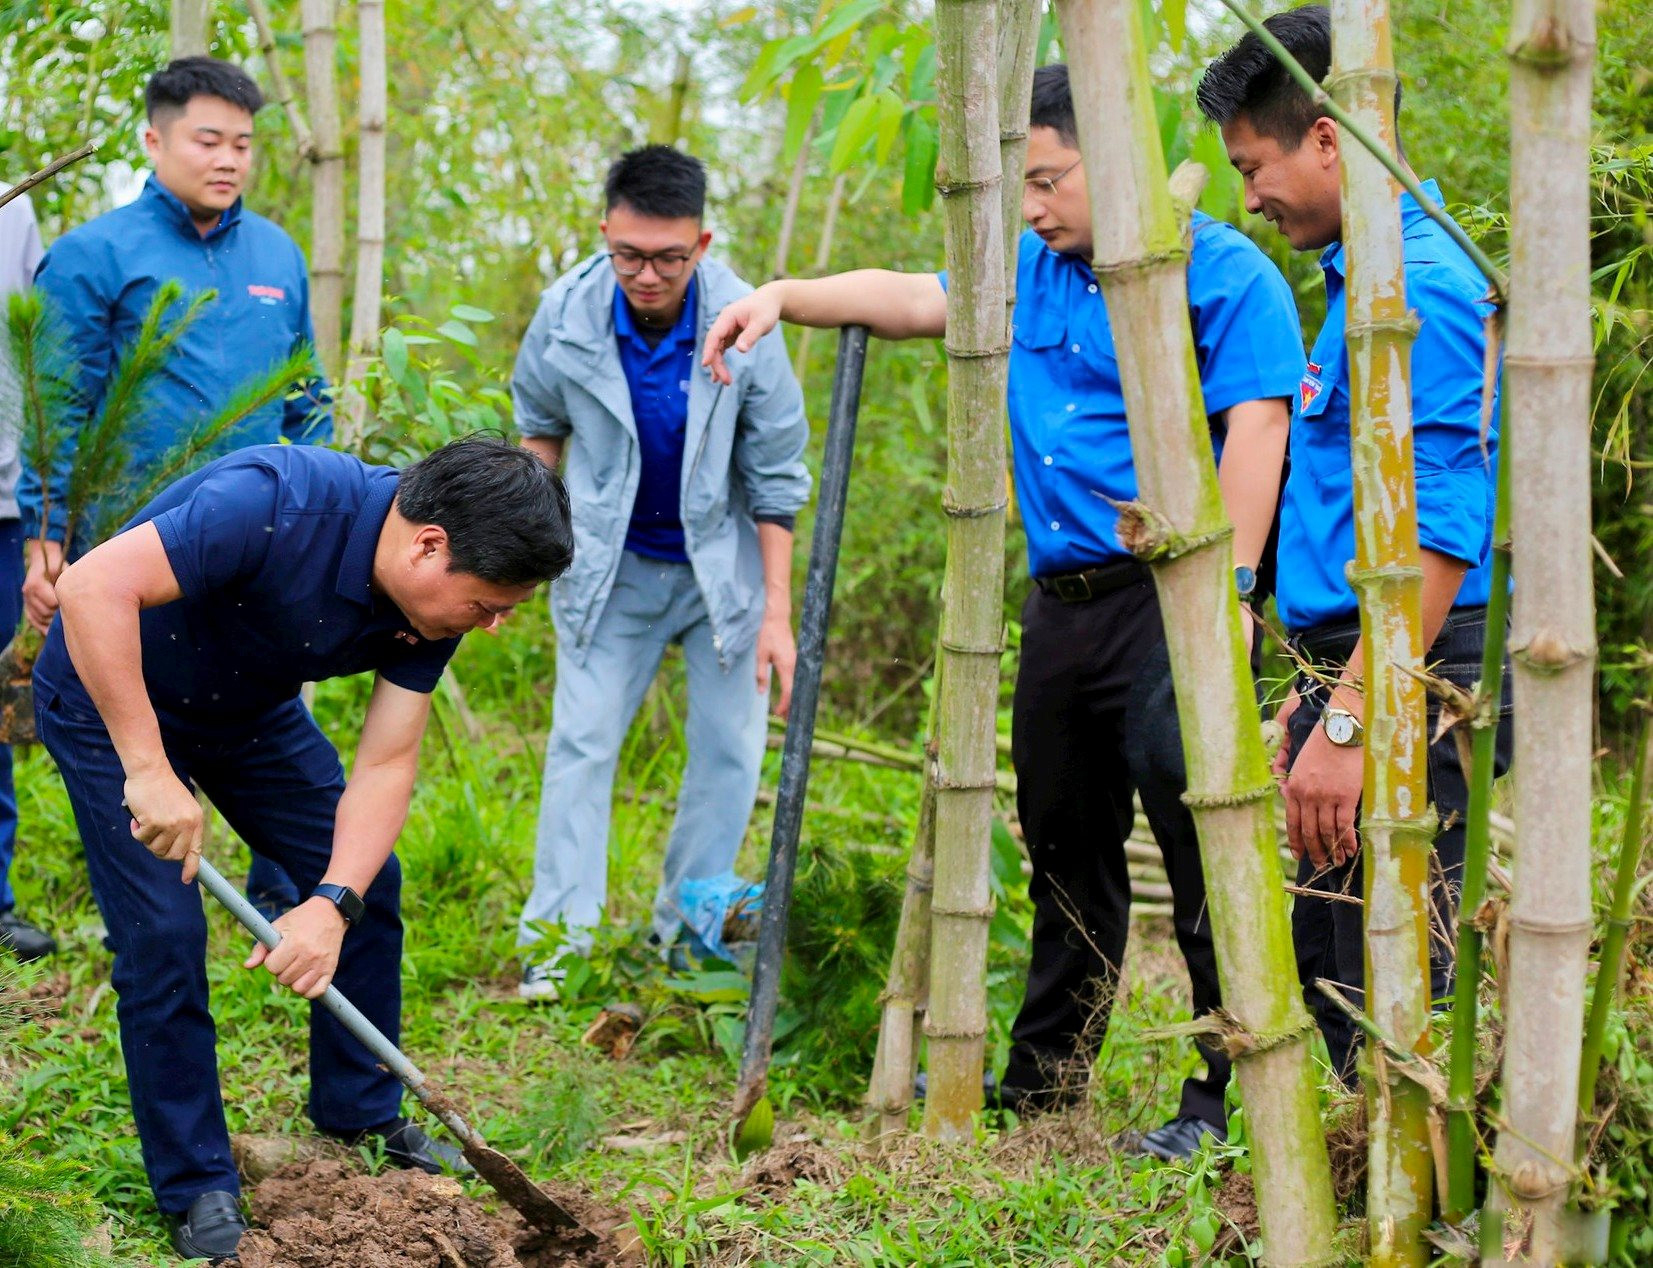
[739,1138,847,1200]
[237,1159,636,1268]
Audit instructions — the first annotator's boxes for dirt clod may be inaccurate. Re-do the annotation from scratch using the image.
[238,1158,630,1268]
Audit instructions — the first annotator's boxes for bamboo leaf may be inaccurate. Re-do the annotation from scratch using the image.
[1161,0,1187,50]
[783,63,824,163]
[872,91,905,165]
[828,93,882,173]
[900,111,938,216]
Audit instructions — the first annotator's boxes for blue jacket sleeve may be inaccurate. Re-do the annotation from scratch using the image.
[283,245,332,444]
[731,323,811,519]
[24,233,116,543]
[511,299,572,440]
[1409,269,1498,568]
[1187,222,1305,416]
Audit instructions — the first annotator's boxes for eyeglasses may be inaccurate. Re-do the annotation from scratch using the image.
[1024,157,1083,199]
[608,249,696,280]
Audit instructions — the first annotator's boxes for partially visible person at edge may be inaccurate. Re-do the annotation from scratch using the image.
[33,437,573,1262]
[0,189,53,963]
[23,56,333,922]
[703,64,1303,1161]
[1198,3,1512,1083]
[510,145,810,1000]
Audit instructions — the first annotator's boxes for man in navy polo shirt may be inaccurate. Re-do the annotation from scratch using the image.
[34,437,572,1261]
[23,55,331,921]
[510,146,809,997]
[705,64,1303,1158]
[1199,5,1512,1081]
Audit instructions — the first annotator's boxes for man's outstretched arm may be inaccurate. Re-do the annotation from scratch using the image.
[703,270,947,384]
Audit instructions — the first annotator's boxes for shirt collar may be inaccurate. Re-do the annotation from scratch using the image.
[612,276,699,350]
[1320,177,1443,280]
[335,471,399,606]
[142,172,244,241]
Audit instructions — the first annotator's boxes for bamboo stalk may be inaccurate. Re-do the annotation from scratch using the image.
[246,0,315,160]
[771,120,814,280]
[921,0,1009,1141]
[302,0,345,379]
[996,0,1041,317]
[339,0,387,446]
[1576,707,1651,1124]
[1443,398,1513,1222]
[1327,4,1435,1260]
[0,143,98,214]
[170,0,209,57]
[1056,2,1337,1262]
[1488,0,1598,1258]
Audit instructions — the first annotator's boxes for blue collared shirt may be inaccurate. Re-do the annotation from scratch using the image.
[23,174,331,546]
[34,445,458,727]
[614,278,698,563]
[1276,180,1499,632]
[951,224,1303,578]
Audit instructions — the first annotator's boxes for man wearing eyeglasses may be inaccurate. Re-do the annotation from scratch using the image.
[704,65,1303,1159]
[509,145,810,999]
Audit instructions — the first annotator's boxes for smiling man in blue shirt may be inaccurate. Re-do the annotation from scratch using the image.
[1199,4,1512,1082]
[706,64,1303,1159]
[34,437,573,1261]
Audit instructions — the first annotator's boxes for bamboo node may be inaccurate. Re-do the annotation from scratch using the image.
[1106,498,1233,562]
[940,493,1010,519]
[1188,1008,1317,1060]
[1511,630,1596,672]
[933,176,1002,195]
[1358,811,1439,837]
[941,339,1012,361]
[1092,249,1188,279]
[922,1022,989,1039]
[1505,1158,1572,1202]
[1345,562,1423,588]
[937,639,1004,657]
[1343,315,1420,341]
[931,777,999,793]
[1181,782,1274,810]
[927,902,995,919]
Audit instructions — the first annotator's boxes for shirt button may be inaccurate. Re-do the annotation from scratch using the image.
[1043,455,1053,466]
[1087,284,1098,294]
[1050,520,1060,531]
[1065,403,1076,412]
[1070,343,1081,353]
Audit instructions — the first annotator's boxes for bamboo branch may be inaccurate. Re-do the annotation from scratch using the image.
[247,0,315,160]
[0,143,98,213]
[1212,0,1506,301]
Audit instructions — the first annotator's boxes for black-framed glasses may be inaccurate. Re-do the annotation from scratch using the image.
[1024,157,1083,198]
[608,249,696,280]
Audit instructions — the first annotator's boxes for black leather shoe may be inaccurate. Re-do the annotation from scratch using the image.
[167,1190,247,1262]
[335,1118,474,1175]
[1139,1113,1227,1161]
[0,910,56,962]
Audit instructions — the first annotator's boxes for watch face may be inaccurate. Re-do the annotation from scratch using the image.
[1325,711,1357,745]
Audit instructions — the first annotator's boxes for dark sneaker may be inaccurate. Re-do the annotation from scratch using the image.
[1139,1114,1226,1161]
[331,1118,474,1176]
[167,1190,247,1262]
[0,910,56,962]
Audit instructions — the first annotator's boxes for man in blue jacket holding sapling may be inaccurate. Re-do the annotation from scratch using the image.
[510,146,810,997]
[1198,4,1512,1082]
[24,56,332,920]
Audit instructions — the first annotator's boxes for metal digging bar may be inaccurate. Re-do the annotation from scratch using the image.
[194,856,587,1234]
[731,324,870,1128]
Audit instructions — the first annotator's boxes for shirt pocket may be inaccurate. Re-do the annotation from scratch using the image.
[1292,345,1348,485]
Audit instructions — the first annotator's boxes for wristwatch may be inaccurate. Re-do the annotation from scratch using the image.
[1234,565,1257,600]
[1321,707,1364,748]
[312,883,365,926]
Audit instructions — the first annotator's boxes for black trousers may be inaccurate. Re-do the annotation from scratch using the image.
[1285,606,1514,1081]
[1005,573,1232,1125]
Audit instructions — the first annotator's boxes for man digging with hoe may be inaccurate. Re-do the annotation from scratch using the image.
[33,437,573,1262]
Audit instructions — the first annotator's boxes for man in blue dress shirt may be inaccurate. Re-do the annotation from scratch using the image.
[705,65,1304,1159]
[509,146,810,998]
[23,56,332,920]
[33,437,572,1260]
[1199,4,1512,1081]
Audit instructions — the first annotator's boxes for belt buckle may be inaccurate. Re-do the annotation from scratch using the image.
[1052,573,1092,603]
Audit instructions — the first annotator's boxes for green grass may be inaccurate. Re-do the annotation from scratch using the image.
[3,615,1650,1264]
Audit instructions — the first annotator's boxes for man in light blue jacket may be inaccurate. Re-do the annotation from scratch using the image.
[512,146,810,998]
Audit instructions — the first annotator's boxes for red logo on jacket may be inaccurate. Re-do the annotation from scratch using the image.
[247,284,286,302]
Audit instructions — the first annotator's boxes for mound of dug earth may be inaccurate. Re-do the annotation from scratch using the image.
[237,1159,631,1268]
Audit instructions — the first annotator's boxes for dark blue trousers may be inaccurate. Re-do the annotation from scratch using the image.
[34,682,403,1212]
[0,519,22,913]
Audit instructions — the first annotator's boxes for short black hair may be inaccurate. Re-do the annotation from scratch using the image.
[1029,63,1078,148]
[1197,5,1401,148]
[146,57,265,124]
[603,145,706,220]
[395,435,575,587]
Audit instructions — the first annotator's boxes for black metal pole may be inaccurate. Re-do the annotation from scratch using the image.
[732,325,869,1123]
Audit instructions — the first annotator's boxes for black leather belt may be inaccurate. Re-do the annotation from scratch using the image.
[1034,558,1149,603]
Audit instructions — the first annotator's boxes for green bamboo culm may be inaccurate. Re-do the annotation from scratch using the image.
[1443,393,1513,1224]
[1575,697,1653,1125]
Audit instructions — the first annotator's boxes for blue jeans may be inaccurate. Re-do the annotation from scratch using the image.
[34,682,403,1212]
[518,551,767,952]
[0,519,20,913]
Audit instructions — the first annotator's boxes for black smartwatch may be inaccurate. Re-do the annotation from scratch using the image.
[312,883,365,926]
